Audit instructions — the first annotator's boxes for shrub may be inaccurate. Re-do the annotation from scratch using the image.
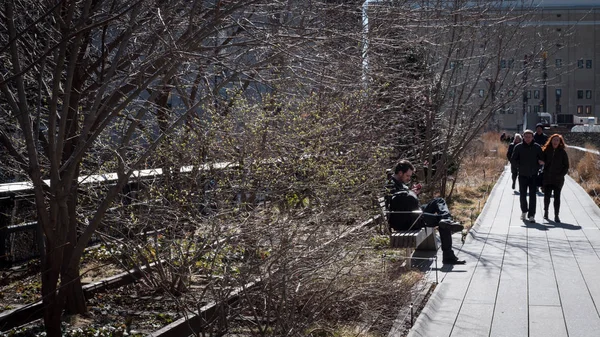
[575,146,600,182]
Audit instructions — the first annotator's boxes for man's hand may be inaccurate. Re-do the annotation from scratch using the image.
[538,160,545,165]
[412,183,422,195]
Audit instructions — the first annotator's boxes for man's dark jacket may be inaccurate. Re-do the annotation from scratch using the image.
[534,132,549,146]
[386,177,421,231]
[507,143,515,161]
[511,141,543,177]
[507,143,518,174]
[542,147,569,186]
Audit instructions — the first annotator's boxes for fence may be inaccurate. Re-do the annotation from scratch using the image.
[0,163,235,266]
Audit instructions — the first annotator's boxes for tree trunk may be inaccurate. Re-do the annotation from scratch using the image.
[42,241,65,337]
[61,98,87,315]
[62,220,87,315]
[62,266,87,315]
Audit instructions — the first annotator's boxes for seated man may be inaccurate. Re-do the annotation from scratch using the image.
[387,160,465,265]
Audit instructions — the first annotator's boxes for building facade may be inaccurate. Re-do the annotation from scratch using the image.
[497,0,600,131]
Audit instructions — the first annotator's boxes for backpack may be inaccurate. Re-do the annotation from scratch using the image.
[387,189,421,231]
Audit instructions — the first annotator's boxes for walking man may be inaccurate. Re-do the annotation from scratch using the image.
[511,130,544,222]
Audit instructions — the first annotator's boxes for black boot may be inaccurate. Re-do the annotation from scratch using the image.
[555,214,561,223]
[443,251,466,265]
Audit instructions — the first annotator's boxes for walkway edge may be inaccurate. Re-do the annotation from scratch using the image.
[462,165,509,245]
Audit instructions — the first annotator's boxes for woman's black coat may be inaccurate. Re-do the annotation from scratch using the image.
[542,147,569,186]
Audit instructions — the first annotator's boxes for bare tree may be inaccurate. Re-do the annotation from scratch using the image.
[0,0,323,334]
[364,0,541,196]
[1,0,548,335]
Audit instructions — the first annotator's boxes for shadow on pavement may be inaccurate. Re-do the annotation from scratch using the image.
[523,220,582,231]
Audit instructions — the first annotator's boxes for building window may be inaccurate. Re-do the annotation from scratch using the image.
[508,90,514,97]
[586,106,592,114]
[555,59,562,68]
[577,105,583,114]
[556,89,562,97]
[507,107,514,114]
[500,59,506,69]
[578,90,584,99]
[508,59,514,68]
[526,90,531,99]
[479,89,485,97]
[534,90,540,99]
[534,105,540,113]
[578,59,584,68]
[527,105,532,113]
[586,60,593,69]
[586,90,592,99]
[556,104,561,113]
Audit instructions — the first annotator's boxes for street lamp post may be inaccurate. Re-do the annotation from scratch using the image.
[522,54,529,131]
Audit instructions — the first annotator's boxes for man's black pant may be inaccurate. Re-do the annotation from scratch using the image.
[519,175,537,217]
[422,197,452,225]
[511,167,518,187]
[418,197,454,258]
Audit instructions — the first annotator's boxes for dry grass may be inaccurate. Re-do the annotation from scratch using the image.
[567,143,600,207]
[447,132,507,228]
[572,144,600,181]
[303,242,424,337]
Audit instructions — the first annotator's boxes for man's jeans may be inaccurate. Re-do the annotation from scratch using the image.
[420,197,453,254]
[519,175,537,216]
[422,197,452,226]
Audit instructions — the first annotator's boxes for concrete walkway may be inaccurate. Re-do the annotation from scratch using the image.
[407,166,600,337]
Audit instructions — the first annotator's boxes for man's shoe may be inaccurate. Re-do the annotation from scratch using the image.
[554,216,561,223]
[438,219,464,232]
[520,212,527,220]
[528,216,535,222]
[443,258,466,265]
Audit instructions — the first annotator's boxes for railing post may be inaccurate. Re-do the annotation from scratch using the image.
[0,195,12,267]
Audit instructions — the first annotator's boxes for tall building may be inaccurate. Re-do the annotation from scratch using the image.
[496,0,600,131]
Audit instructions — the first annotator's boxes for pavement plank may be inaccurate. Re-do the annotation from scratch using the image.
[450,303,494,337]
[529,305,568,337]
[489,226,528,337]
[528,228,560,306]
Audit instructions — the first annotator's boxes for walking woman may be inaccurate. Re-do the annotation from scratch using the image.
[507,133,522,190]
[541,134,569,222]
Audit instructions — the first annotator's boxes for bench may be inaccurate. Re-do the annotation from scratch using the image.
[377,197,438,250]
